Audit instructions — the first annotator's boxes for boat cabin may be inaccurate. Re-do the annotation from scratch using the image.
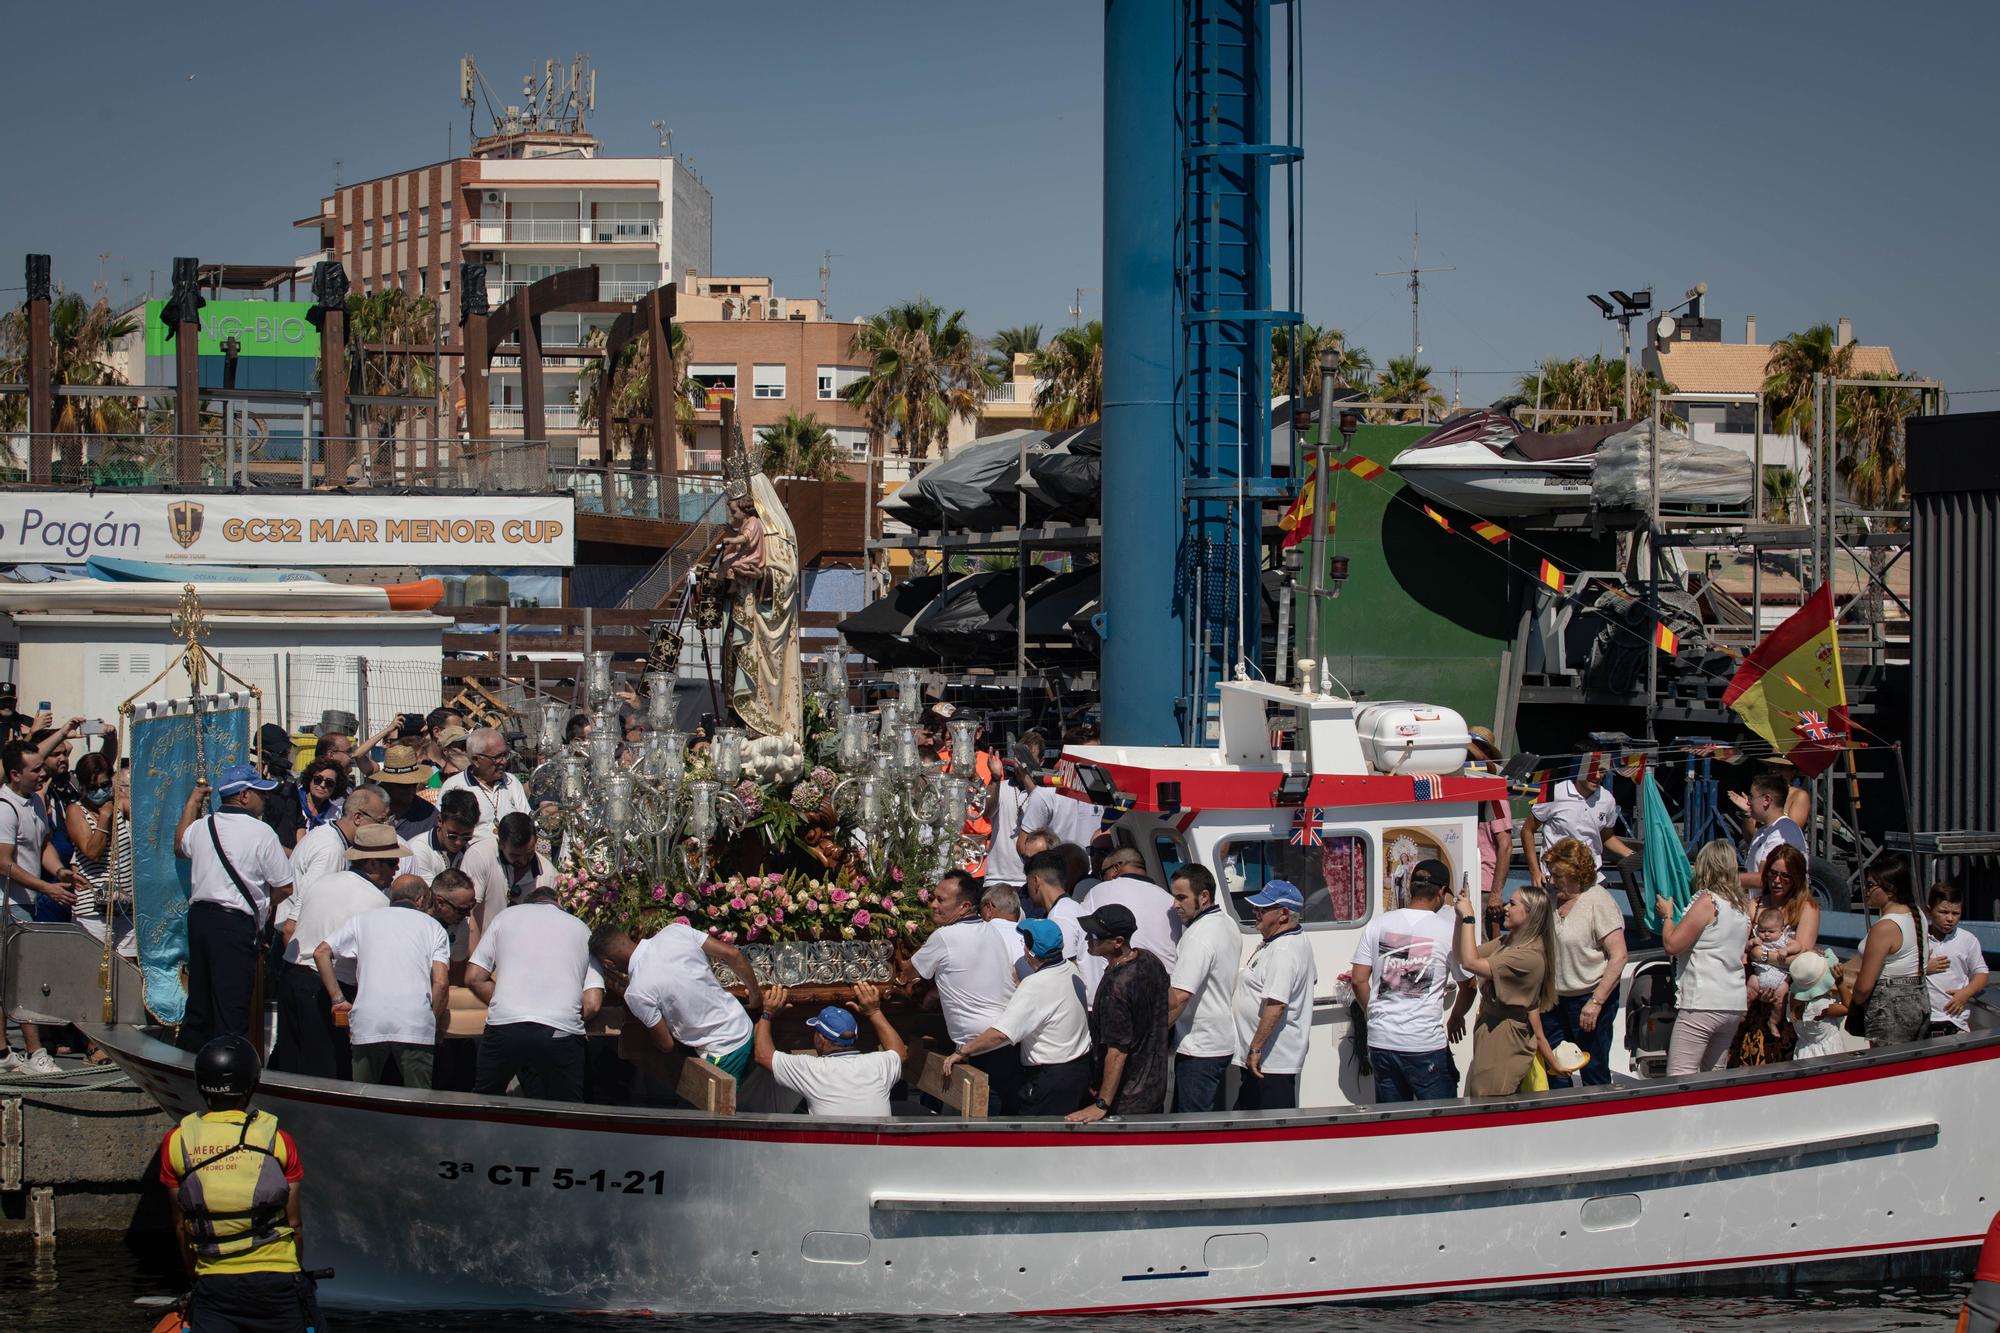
[1058,676,1501,1107]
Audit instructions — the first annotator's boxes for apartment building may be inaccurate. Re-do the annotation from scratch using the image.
[674,298,874,473]
[295,133,712,453]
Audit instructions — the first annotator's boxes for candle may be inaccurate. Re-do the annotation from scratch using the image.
[712,728,746,785]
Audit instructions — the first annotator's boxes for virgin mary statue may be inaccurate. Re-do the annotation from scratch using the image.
[719,421,802,740]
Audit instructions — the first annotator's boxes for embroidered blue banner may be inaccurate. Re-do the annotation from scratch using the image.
[129,700,251,1025]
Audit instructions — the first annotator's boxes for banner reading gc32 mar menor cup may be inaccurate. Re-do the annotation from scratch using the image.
[0,493,576,567]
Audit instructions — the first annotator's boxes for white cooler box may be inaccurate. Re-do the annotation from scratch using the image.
[1355,701,1471,776]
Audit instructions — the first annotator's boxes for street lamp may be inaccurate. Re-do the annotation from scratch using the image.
[1588,290,1654,418]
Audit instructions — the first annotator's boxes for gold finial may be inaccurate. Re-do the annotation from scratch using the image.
[170,582,209,694]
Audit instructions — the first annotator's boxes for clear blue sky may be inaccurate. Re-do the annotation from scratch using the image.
[5,1,1995,400]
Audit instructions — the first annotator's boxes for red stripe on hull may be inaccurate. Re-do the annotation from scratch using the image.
[1062,760,1505,814]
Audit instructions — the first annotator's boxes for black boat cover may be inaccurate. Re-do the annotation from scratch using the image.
[838,574,947,668]
[908,566,1056,664]
[880,432,1043,532]
[972,563,1101,661]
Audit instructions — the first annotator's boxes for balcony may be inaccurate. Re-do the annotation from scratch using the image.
[489,404,582,430]
[464,219,660,246]
[495,280,657,305]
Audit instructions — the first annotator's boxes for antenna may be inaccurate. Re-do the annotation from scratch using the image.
[652,120,672,157]
[1375,210,1454,361]
[820,250,838,314]
[1070,288,1084,325]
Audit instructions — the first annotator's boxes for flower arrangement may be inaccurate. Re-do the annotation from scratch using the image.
[555,865,930,949]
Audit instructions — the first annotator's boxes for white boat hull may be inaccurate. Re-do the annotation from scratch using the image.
[1392,461,1596,516]
[94,1023,1997,1315]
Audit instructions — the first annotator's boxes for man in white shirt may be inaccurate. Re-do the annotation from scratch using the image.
[1924,883,1989,1036]
[904,870,1021,1111]
[1165,865,1240,1113]
[1024,849,1098,1001]
[1017,781,1102,856]
[175,762,296,1052]
[466,886,604,1101]
[273,823,404,1079]
[1739,772,1810,888]
[437,727,530,840]
[288,785,388,895]
[980,766,1033,895]
[1350,861,1471,1104]
[314,876,450,1089]
[1081,847,1181,970]
[0,740,82,1076]
[594,921,763,1084]
[399,790,477,885]
[942,919,1092,1116]
[1524,763,1634,883]
[1232,880,1316,1111]
[461,811,555,951]
[980,881,1029,982]
[753,981,907,1118]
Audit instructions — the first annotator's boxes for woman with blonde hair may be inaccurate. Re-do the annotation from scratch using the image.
[1539,837,1628,1088]
[1454,873,1560,1097]
[1658,840,1753,1074]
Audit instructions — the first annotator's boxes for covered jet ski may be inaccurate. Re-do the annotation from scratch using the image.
[837,574,947,668]
[907,566,1056,664]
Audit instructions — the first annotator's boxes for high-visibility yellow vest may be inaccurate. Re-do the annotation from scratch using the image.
[164,1109,299,1275]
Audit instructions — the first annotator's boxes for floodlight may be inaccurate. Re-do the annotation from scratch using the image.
[1587,294,1615,317]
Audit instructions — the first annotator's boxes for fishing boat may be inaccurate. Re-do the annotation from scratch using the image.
[1390,410,1752,518]
[15,674,1997,1313]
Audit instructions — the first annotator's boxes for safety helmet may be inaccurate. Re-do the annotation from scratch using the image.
[194,1035,262,1105]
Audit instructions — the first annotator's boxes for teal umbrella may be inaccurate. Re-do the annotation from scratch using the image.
[1638,770,1692,932]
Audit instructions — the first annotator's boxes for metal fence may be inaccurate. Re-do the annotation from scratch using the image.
[0,430,558,492]
[217,651,444,738]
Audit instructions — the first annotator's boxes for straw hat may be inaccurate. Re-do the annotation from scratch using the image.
[376,743,437,787]
[1468,725,1501,758]
[436,724,470,751]
[344,824,413,862]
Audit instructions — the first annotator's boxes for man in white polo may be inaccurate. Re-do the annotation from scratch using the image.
[1166,864,1239,1112]
[175,762,295,1051]
[1525,759,1634,884]
[903,869,1020,1110]
[467,886,604,1102]
[438,727,529,840]
[1232,879,1316,1111]
[313,875,451,1089]
[592,921,764,1086]
[288,784,388,895]
[753,982,907,1117]
[273,823,402,1078]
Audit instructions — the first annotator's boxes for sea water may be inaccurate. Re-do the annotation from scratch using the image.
[0,1243,1967,1332]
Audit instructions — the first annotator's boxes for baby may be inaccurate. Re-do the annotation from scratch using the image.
[717,494,767,581]
[1748,906,1793,991]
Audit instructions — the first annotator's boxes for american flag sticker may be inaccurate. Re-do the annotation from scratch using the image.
[1412,775,1444,801]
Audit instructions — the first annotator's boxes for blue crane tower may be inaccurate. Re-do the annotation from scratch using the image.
[1101,0,1302,745]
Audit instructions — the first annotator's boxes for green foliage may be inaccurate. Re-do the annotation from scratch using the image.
[755,411,845,481]
[1032,320,1103,430]
[843,298,997,460]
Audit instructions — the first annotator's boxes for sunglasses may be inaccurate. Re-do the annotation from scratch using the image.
[310,775,336,788]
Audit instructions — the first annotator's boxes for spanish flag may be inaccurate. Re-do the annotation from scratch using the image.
[1536,559,1565,594]
[1653,622,1679,655]
[1722,581,1850,777]
[1344,456,1385,480]
[1471,519,1509,544]
[1421,504,1452,532]
[1277,467,1328,550]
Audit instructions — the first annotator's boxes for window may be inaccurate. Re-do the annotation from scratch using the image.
[591,200,659,242]
[397,210,410,240]
[689,363,737,411]
[752,364,786,399]
[417,207,430,237]
[362,219,375,246]
[1217,829,1372,929]
[818,365,866,400]
[827,426,868,458]
[441,202,453,228]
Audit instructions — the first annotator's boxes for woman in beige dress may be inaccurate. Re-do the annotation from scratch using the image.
[1454,877,1560,1097]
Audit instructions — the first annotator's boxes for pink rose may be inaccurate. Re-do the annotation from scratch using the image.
[730,896,747,911]
[675,915,691,927]
[891,866,905,883]
[720,930,737,943]
[652,886,668,901]
[755,913,770,927]
[853,910,872,929]
[673,892,689,908]
[706,904,722,919]
[917,888,932,903]
[772,910,785,923]
[806,899,821,913]
[765,873,783,886]
[830,887,849,905]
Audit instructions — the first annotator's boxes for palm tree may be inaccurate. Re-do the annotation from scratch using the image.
[842,299,996,463]
[987,324,1042,379]
[1369,356,1444,423]
[0,292,142,477]
[1762,323,1855,455]
[1833,372,1922,511]
[1516,355,1674,431]
[756,411,845,482]
[574,322,701,466]
[1032,320,1104,430]
[1271,323,1371,398]
[344,289,440,472]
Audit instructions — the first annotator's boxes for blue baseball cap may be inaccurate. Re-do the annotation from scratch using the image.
[1245,879,1305,914]
[216,761,279,798]
[806,1005,858,1046]
[1016,918,1066,961]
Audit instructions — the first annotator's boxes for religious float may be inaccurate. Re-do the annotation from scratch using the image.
[7,439,1996,1316]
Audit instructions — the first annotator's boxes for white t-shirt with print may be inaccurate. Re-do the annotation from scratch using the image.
[319,904,450,1047]
[1352,907,1467,1053]
[1232,929,1316,1075]
[770,1049,903,1118]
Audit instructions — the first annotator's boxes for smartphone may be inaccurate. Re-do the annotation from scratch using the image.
[36,700,50,713]
[78,720,107,737]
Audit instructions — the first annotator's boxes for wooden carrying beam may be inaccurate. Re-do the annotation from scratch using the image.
[914,1052,990,1118]
[676,1056,738,1116]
